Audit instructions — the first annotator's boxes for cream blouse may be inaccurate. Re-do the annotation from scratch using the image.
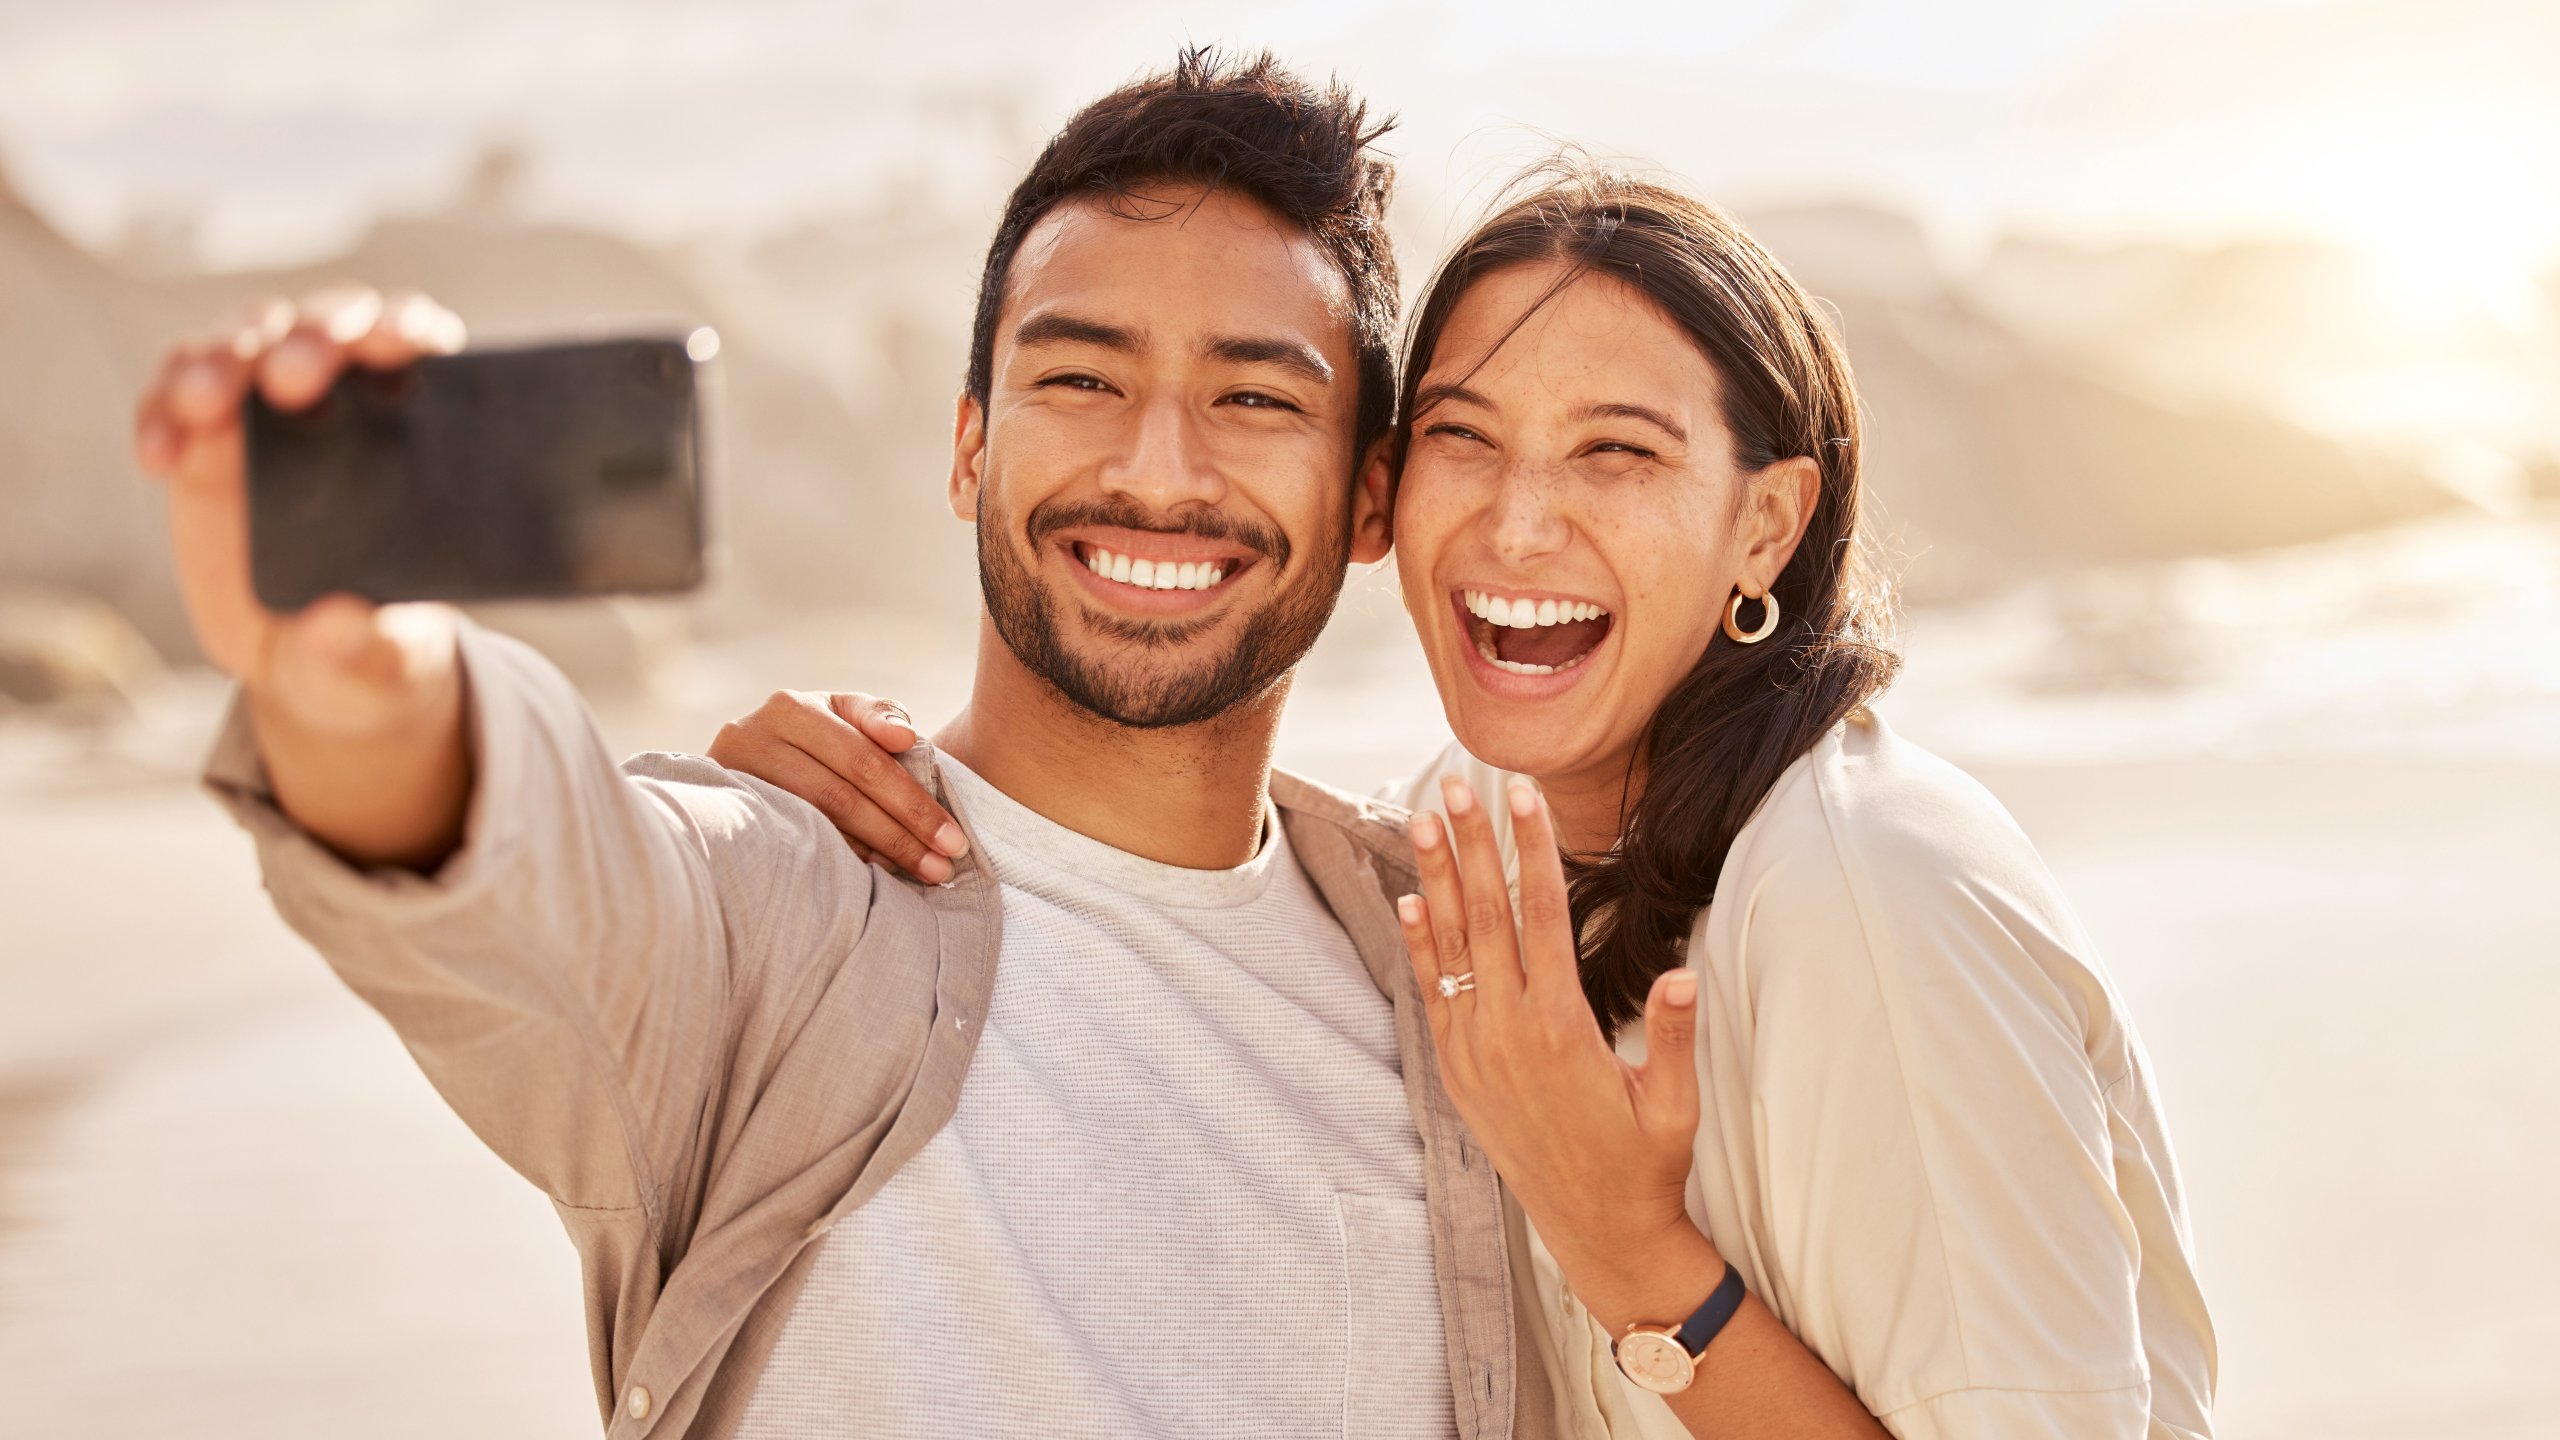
[1389,710,2216,1439]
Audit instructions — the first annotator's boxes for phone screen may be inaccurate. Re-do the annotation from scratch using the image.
[245,334,709,611]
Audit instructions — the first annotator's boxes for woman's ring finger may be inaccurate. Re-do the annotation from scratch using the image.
[1437,971,1477,999]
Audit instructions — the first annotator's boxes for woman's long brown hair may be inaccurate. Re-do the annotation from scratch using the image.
[1393,163,1902,1035]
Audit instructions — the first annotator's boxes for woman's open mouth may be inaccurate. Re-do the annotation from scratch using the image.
[1452,587,1613,677]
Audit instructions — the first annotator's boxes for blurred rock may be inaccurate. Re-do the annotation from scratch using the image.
[1745,204,2452,601]
[0,581,165,715]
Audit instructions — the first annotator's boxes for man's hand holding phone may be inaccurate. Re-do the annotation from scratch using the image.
[135,286,477,870]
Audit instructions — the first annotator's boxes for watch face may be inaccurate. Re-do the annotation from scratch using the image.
[1615,1331,1696,1394]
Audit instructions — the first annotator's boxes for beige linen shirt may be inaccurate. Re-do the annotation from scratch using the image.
[204,621,1552,1440]
[1398,711,2216,1440]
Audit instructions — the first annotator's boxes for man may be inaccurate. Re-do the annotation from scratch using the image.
[134,51,1543,1440]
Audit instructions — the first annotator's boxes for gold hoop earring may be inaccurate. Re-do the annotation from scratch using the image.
[1723,589,1779,644]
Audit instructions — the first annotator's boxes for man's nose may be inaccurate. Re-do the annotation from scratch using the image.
[1482,461,1571,563]
[1098,395,1228,510]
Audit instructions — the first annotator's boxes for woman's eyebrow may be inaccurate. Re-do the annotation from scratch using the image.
[1576,401,1687,442]
[1412,381,1492,414]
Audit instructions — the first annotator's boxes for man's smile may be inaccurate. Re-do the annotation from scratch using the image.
[1054,525,1260,615]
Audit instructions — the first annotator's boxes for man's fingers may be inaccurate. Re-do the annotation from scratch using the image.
[349,292,466,368]
[255,324,350,412]
[1437,775,1524,1001]
[1637,967,1704,1133]
[134,391,180,477]
[304,284,385,345]
[166,343,250,428]
[217,296,295,358]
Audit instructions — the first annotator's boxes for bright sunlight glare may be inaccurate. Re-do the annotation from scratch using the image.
[2298,115,2560,332]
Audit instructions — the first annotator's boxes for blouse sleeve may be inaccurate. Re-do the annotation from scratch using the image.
[1704,731,2164,1437]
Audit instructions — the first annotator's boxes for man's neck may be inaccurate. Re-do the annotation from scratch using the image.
[935,616,1287,870]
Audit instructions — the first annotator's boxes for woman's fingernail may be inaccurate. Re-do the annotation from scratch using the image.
[933,822,968,858]
[1663,971,1698,1006]
[1412,812,1442,849]
[1442,777,1475,814]
[1397,894,1422,924]
[1508,780,1538,818]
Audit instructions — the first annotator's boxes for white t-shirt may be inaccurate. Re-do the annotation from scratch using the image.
[735,755,1452,1440]
[1392,711,2216,1439]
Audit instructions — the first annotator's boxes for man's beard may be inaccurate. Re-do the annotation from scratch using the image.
[978,490,1352,730]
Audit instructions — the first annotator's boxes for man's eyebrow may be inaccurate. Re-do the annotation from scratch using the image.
[1206,335,1335,385]
[1577,401,1688,443]
[1013,312,1144,352]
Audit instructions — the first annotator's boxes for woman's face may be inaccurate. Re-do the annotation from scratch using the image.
[1388,260,1814,791]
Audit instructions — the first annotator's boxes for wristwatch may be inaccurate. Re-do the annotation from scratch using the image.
[1611,1262,1747,1395]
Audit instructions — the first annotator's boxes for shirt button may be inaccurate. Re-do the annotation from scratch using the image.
[626,1385,652,1420]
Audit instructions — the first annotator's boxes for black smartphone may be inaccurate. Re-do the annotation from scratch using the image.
[245,333,711,611]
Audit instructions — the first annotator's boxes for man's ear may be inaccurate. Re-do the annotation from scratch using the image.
[1739,455,1821,592]
[1349,434,1396,565]
[948,392,987,522]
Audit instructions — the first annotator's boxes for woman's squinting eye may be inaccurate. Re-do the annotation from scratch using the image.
[1586,439,1658,460]
[1421,421,1490,444]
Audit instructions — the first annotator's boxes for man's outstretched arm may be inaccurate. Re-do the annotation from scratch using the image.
[140,290,878,1217]
[134,286,475,870]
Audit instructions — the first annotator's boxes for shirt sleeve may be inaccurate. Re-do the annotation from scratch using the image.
[1711,748,2155,1436]
[202,619,875,1219]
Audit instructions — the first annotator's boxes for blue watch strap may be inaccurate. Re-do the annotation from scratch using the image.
[1673,1262,1748,1359]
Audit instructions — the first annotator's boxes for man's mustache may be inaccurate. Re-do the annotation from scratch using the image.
[1023,495,1291,569]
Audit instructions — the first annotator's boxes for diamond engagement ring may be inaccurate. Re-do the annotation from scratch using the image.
[1438,972,1477,998]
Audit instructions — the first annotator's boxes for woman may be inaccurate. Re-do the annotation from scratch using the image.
[707,165,2216,1438]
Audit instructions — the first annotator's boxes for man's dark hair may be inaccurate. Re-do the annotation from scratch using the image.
[966,48,1400,459]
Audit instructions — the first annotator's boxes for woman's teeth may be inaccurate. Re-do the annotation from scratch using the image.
[1082,546,1228,592]
[1458,588,1612,676]
[1461,589,1607,629]
[1472,641,1595,677]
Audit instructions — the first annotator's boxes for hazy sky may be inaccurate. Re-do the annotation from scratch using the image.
[3,0,2555,292]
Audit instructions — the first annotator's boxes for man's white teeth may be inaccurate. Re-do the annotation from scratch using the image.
[1084,547,1226,591]
[1461,589,1607,628]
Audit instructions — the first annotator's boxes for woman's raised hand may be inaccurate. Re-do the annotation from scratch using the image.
[1396,773,1714,1332]
[708,690,967,883]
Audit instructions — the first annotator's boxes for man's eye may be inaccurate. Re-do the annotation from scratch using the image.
[1039,374,1114,393]
[1224,391,1301,412]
